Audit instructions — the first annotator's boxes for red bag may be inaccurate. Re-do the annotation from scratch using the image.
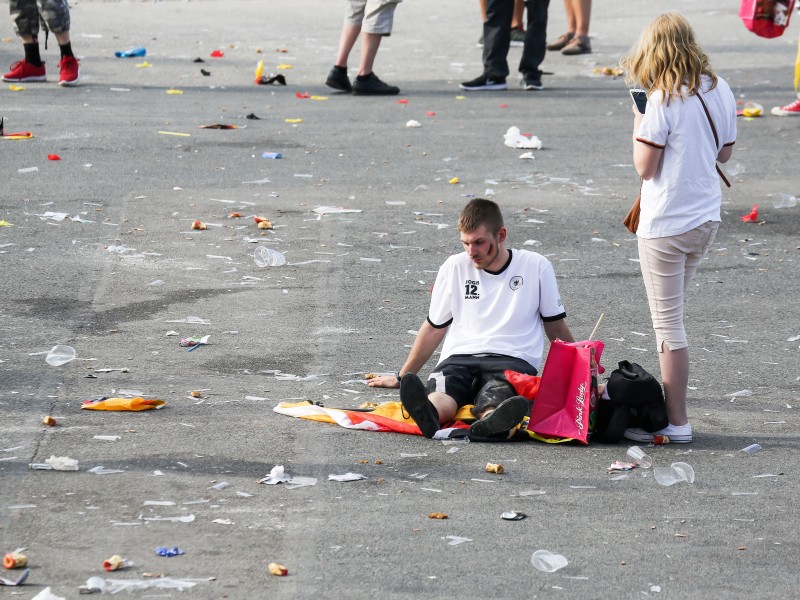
[528,339,604,444]
[739,0,795,38]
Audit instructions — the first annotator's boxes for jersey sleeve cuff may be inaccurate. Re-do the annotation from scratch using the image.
[427,316,453,329]
[723,140,735,147]
[541,312,567,323]
[635,137,665,149]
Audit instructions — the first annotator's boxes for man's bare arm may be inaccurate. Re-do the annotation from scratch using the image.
[367,320,448,388]
[543,318,574,343]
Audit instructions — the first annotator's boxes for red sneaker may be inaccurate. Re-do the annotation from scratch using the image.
[771,97,800,116]
[2,59,46,82]
[58,56,80,86]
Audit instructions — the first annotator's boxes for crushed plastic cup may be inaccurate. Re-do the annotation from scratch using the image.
[772,193,797,209]
[740,443,762,454]
[626,446,652,469]
[531,549,568,572]
[254,246,286,267]
[45,345,76,366]
[654,462,694,486]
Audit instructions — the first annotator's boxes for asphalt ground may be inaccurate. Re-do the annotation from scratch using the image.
[0,0,798,598]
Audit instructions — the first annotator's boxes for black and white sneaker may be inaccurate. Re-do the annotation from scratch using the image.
[400,373,440,438]
[469,395,530,438]
[352,72,400,95]
[522,76,543,91]
[325,65,352,92]
[460,73,507,91]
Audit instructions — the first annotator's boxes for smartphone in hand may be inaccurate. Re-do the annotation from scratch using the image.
[630,88,647,114]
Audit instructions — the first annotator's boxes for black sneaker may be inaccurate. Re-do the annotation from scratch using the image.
[325,65,352,92]
[469,395,530,438]
[460,73,507,91]
[522,75,543,91]
[352,72,400,95]
[510,27,526,47]
[400,373,439,438]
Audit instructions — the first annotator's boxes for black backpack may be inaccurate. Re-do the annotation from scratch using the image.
[593,361,668,443]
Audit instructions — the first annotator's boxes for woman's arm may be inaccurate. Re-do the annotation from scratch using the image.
[631,106,663,180]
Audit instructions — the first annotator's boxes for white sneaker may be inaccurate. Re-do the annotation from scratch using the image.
[624,423,692,444]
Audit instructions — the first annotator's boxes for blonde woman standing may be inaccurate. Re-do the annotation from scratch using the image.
[620,13,736,444]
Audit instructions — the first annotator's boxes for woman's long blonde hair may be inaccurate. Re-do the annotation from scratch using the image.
[620,12,717,104]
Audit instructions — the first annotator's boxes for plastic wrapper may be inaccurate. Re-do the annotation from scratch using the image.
[82,397,166,411]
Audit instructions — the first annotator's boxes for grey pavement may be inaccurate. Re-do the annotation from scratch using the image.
[0,0,798,598]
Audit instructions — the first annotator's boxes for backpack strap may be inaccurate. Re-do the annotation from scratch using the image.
[696,93,732,188]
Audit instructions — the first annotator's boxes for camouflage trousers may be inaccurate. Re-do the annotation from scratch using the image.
[10,0,71,37]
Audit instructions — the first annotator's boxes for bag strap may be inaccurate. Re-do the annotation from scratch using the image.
[696,93,732,188]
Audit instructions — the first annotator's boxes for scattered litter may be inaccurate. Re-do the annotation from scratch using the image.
[115,47,146,57]
[155,547,184,557]
[519,152,536,160]
[626,446,652,468]
[211,481,229,491]
[531,550,568,573]
[262,151,282,159]
[166,89,184,95]
[44,455,79,471]
[740,204,759,222]
[772,193,797,209]
[42,415,57,427]
[406,120,422,128]
[0,567,29,586]
[82,397,166,411]
[608,460,637,472]
[143,500,175,506]
[268,562,288,576]
[82,575,211,594]
[737,101,763,117]
[485,463,504,474]
[88,466,125,475]
[141,514,195,523]
[29,587,64,599]
[47,153,60,161]
[212,518,235,525]
[726,389,753,398]
[180,335,210,350]
[503,126,542,149]
[501,511,527,521]
[654,462,694,486]
[328,473,367,482]
[210,49,224,58]
[93,435,121,441]
[3,550,27,569]
[428,513,448,519]
[45,345,75,366]
[740,444,762,454]
[592,66,623,76]
[312,206,362,215]
[191,220,207,230]
[258,465,317,488]
[135,61,152,68]
[731,491,758,496]
[400,453,427,458]
[254,246,286,267]
[445,535,472,546]
[448,177,459,184]
[517,490,546,496]
[103,555,133,571]
[158,130,191,137]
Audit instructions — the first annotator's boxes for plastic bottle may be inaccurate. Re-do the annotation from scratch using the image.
[115,47,146,58]
[254,246,286,267]
[45,345,76,366]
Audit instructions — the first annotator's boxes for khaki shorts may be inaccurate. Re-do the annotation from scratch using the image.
[638,221,719,352]
[344,0,402,35]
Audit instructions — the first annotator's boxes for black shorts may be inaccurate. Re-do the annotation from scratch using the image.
[425,354,538,408]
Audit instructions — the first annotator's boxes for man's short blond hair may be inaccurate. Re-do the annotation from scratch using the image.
[458,198,504,234]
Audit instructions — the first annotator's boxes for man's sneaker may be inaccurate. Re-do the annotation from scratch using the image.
[469,395,530,438]
[624,423,692,444]
[400,373,439,438]
[460,73,507,91]
[325,66,352,92]
[58,56,80,86]
[352,72,399,95]
[562,35,591,55]
[510,27,526,47]
[2,59,46,83]
[546,31,574,51]
[522,75,543,91]
[771,97,800,116]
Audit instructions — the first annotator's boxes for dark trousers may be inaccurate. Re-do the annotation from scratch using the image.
[483,0,550,80]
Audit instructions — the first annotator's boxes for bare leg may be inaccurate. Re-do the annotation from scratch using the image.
[512,0,525,29]
[21,34,36,44]
[428,392,458,424]
[54,31,70,45]
[659,343,690,426]
[572,0,591,37]
[357,32,382,76]
[480,0,487,21]
[335,23,362,68]
[563,0,576,33]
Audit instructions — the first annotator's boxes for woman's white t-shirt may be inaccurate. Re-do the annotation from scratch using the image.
[427,249,566,371]
[635,75,737,239]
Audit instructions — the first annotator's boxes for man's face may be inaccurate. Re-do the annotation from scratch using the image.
[460,224,504,270]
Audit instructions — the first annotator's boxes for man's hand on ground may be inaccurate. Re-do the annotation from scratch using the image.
[367,375,400,388]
